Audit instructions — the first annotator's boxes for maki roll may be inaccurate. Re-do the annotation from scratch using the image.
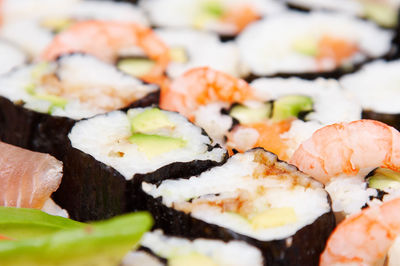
[139,0,285,38]
[0,53,158,159]
[140,148,335,265]
[237,11,393,79]
[340,59,400,130]
[155,28,248,78]
[55,107,227,221]
[122,230,264,266]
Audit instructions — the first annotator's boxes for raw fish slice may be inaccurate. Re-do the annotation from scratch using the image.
[0,141,62,208]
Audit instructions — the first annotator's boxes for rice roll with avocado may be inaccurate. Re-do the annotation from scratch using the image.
[0,53,158,159]
[155,28,248,78]
[139,0,285,37]
[122,230,264,266]
[139,148,335,265]
[340,60,400,131]
[55,107,227,221]
[237,11,393,78]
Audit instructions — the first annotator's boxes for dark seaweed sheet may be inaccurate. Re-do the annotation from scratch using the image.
[362,110,400,131]
[138,189,335,266]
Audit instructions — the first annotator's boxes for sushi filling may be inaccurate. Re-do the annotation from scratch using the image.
[68,107,226,180]
[123,230,263,266]
[0,54,157,119]
[143,149,330,241]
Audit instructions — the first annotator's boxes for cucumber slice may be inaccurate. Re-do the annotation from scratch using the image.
[229,103,271,124]
[0,212,153,266]
[0,207,83,240]
[272,95,313,121]
[117,58,155,77]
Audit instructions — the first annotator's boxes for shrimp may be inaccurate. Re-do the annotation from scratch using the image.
[289,120,400,185]
[41,20,169,84]
[320,197,400,266]
[221,4,260,33]
[316,35,358,68]
[160,67,253,119]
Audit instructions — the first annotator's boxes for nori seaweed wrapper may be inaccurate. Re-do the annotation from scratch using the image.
[137,188,335,266]
[362,109,400,131]
[0,90,159,161]
[54,123,227,222]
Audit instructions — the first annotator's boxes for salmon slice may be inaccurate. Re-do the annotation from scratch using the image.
[0,142,62,209]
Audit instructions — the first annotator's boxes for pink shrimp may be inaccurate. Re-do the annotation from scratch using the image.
[320,197,400,266]
[159,67,253,120]
[41,20,169,85]
[289,120,400,185]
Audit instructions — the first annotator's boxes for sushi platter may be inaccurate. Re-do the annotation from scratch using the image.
[0,0,400,265]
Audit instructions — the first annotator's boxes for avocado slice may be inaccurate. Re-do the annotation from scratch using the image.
[292,37,318,56]
[0,207,83,240]
[230,103,271,124]
[363,1,398,28]
[169,253,218,266]
[24,84,36,95]
[368,168,400,190]
[129,133,186,158]
[34,94,68,109]
[130,108,175,134]
[272,95,313,121]
[117,58,155,77]
[193,1,224,29]
[251,207,297,230]
[41,17,73,33]
[169,47,188,64]
[31,62,50,81]
[0,212,153,266]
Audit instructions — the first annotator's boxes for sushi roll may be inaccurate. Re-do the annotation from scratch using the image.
[0,53,158,159]
[237,11,393,79]
[0,40,27,75]
[155,28,248,78]
[55,107,227,221]
[290,120,400,220]
[139,148,335,265]
[139,0,285,38]
[340,60,400,131]
[0,0,148,59]
[122,230,264,266]
[0,141,67,217]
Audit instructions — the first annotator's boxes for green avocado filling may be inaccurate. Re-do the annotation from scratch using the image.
[117,58,155,77]
[41,17,73,33]
[272,95,313,121]
[169,252,218,266]
[193,0,224,29]
[229,103,272,124]
[24,84,68,114]
[128,108,186,158]
[169,47,188,64]
[0,209,152,266]
[363,1,398,28]
[368,168,400,190]
[292,37,318,56]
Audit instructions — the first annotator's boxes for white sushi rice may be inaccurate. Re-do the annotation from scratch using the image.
[0,40,27,75]
[41,198,69,218]
[143,150,330,241]
[156,28,248,78]
[140,0,285,35]
[237,11,393,75]
[69,108,226,180]
[0,54,157,120]
[123,230,263,266]
[340,60,400,114]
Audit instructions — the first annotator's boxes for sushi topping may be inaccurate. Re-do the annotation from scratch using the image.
[117,58,156,78]
[128,134,186,159]
[272,95,313,121]
[169,47,189,64]
[0,210,153,266]
[368,168,400,190]
[229,103,272,124]
[169,253,217,266]
[129,108,175,134]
